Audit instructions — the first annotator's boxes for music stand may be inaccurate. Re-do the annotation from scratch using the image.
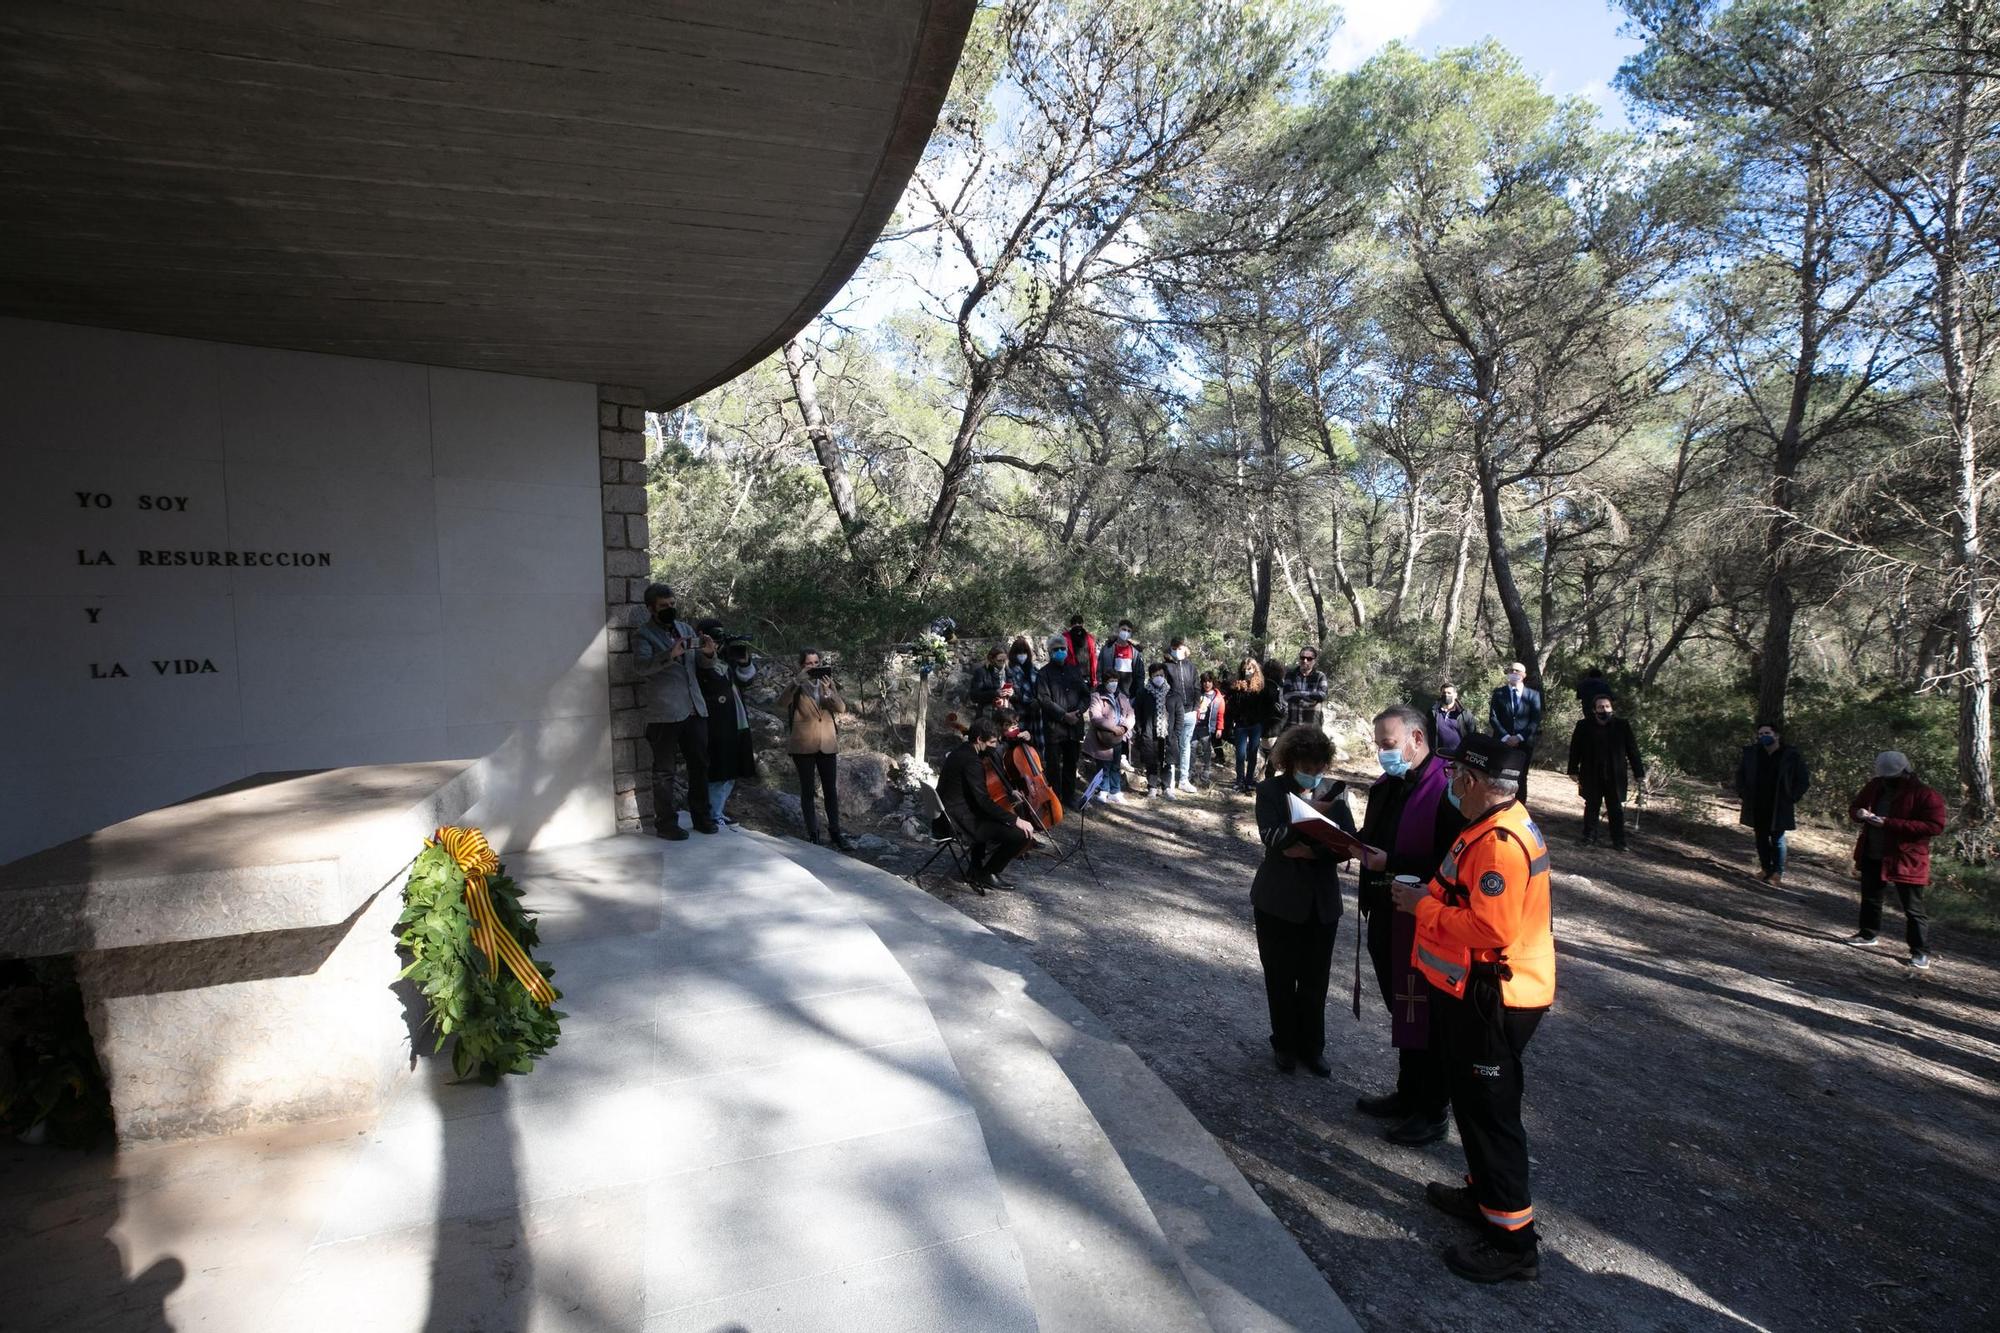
[1056,763,1108,877]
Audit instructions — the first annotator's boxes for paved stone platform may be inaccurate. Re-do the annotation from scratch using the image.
[0,830,1358,1332]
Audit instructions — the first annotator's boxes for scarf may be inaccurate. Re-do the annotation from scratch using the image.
[1145,676,1170,738]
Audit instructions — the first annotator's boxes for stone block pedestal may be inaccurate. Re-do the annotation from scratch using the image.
[0,762,483,1142]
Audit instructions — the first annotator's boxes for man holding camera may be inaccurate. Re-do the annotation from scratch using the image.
[695,618,759,827]
[633,583,716,839]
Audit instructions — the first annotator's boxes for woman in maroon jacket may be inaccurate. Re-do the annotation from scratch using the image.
[1842,751,1949,969]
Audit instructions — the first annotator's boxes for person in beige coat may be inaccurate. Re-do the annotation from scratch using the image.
[775,647,851,849]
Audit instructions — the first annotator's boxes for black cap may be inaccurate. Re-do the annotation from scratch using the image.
[695,617,724,636]
[1445,733,1528,783]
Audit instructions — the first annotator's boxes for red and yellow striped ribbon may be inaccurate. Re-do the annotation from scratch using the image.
[430,826,557,1007]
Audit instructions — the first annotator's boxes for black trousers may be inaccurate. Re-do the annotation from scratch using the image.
[1435,975,1544,1251]
[967,817,1030,879]
[647,719,710,828]
[1581,790,1626,845]
[1253,908,1339,1061]
[1516,749,1533,804]
[1365,906,1447,1116]
[1858,858,1930,954]
[1047,736,1081,811]
[790,751,841,841]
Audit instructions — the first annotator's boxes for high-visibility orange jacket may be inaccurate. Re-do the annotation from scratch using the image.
[1412,798,1555,1009]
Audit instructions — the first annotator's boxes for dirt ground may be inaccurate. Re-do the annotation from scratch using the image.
[848,751,2000,1332]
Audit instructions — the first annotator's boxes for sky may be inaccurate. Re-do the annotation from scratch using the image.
[1324,0,1644,124]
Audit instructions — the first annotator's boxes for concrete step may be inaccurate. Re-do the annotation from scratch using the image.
[739,829,1215,1333]
[749,830,1363,1333]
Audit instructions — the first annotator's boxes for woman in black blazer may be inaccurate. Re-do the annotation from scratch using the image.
[1251,724,1356,1076]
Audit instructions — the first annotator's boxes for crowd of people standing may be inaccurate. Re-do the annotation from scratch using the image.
[635,590,1953,1283]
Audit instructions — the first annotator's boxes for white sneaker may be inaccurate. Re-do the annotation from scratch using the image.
[1163,786,1178,800]
[1177,781,1197,794]
[1104,790,1124,804]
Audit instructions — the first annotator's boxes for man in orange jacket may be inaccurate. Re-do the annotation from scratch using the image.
[1391,733,1554,1284]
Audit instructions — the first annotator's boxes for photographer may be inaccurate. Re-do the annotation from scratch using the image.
[775,649,851,851]
[632,583,715,839]
[695,619,759,828]
[969,646,1008,719]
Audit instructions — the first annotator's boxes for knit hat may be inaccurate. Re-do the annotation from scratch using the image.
[1873,751,1911,778]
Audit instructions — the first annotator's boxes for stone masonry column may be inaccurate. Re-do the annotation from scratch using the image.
[598,386,652,833]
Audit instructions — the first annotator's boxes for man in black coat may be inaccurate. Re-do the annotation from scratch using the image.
[1735,721,1812,886]
[1032,635,1091,811]
[1566,694,1645,850]
[939,719,1035,890]
[1488,662,1543,802]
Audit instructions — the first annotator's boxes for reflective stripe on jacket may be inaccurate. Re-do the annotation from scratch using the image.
[1413,799,1555,1008]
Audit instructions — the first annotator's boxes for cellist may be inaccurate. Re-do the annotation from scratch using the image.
[994,708,1062,845]
[939,718,1035,891]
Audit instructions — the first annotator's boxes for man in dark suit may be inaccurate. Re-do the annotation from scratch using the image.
[939,718,1035,891]
[1487,662,1543,802]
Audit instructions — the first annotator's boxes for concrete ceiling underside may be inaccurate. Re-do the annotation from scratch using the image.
[0,0,973,408]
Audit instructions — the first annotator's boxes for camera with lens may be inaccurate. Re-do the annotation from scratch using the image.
[806,665,836,680]
[720,634,754,665]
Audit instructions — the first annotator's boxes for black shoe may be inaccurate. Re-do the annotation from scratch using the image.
[1300,1054,1332,1078]
[1612,840,1629,852]
[1273,1050,1297,1073]
[1425,1181,1483,1223]
[1443,1237,1539,1283]
[988,873,1019,891]
[965,873,995,895]
[1356,1091,1406,1119]
[1578,833,1597,846]
[657,822,689,841]
[1386,1113,1450,1146]
[693,821,720,835]
[830,834,855,851]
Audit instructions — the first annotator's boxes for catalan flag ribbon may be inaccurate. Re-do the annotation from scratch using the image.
[429,826,558,1007]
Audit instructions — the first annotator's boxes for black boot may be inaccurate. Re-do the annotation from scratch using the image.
[1386,1111,1450,1146]
[653,781,688,840]
[1356,1091,1406,1118]
[1443,1236,1539,1283]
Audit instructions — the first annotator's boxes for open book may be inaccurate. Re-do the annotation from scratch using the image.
[1287,791,1368,859]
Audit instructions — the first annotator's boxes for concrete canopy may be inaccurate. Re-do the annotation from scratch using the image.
[0,0,974,409]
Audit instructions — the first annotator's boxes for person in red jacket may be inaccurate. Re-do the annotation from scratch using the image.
[1063,614,1100,689]
[1842,751,1949,970]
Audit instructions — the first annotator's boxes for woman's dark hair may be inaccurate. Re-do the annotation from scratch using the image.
[992,707,1017,730]
[968,717,1001,743]
[797,647,821,666]
[1756,719,1782,734]
[986,645,1005,661]
[1009,635,1034,660]
[1262,658,1284,683]
[1270,724,1334,775]
[1199,670,1215,686]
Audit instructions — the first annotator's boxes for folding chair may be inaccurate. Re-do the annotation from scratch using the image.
[909,782,979,892]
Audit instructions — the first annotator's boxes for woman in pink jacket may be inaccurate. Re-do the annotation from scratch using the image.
[1842,751,1949,970]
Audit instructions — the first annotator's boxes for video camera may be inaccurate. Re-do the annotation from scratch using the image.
[806,665,836,681]
[695,619,756,665]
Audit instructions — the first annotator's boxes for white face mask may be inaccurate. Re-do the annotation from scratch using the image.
[1014,653,1028,664]
[1174,647,1188,660]
[1117,629,1132,641]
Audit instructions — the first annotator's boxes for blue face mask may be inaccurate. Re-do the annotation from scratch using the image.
[1378,749,1411,777]
[1051,651,1068,663]
[1758,734,1777,748]
[1446,783,1465,813]
[1294,771,1324,791]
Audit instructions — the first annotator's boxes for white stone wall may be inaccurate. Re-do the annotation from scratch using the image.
[0,317,615,862]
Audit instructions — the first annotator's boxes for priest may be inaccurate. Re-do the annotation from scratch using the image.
[1354,704,1464,1146]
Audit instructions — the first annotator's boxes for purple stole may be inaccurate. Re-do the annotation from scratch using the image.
[1389,755,1451,1048]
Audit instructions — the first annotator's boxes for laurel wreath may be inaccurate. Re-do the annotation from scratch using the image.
[396,833,564,1082]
